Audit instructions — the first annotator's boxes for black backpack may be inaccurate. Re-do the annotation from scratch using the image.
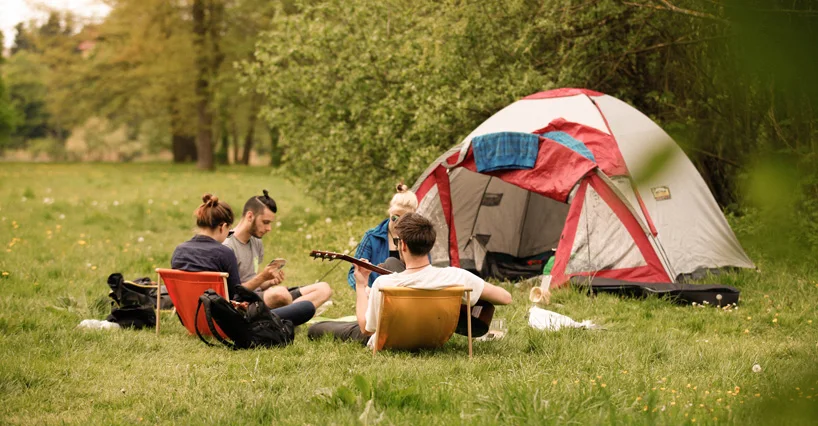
[195,286,295,349]
[106,273,157,329]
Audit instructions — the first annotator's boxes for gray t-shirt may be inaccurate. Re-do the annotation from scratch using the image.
[223,233,264,284]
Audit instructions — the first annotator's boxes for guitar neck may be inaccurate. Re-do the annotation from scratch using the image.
[309,251,394,276]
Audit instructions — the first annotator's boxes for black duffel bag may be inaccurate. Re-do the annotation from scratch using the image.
[195,286,294,349]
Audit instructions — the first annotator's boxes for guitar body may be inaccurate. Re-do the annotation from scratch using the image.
[310,249,496,337]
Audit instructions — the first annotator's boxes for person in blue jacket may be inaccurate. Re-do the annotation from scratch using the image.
[347,184,418,289]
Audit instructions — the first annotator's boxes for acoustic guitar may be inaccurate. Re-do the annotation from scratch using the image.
[309,250,495,337]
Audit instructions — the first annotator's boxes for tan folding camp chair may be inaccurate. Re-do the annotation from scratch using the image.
[155,268,229,337]
[372,286,473,359]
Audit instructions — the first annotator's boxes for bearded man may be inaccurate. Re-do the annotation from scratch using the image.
[224,190,332,310]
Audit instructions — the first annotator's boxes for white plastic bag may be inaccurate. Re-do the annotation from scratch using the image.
[77,319,121,330]
[528,306,596,331]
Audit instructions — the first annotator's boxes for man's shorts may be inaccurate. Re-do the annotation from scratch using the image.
[255,286,302,301]
[287,286,302,300]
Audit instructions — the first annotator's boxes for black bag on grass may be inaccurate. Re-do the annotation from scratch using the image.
[106,273,157,329]
[195,286,294,349]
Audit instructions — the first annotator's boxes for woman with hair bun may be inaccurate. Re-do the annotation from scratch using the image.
[172,193,315,325]
[347,184,418,289]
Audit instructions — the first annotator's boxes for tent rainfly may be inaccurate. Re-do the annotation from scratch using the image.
[411,88,754,286]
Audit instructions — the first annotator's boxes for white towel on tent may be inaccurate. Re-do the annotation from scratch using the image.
[528,306,597,331]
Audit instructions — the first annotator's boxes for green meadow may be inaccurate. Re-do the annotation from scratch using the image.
[0,163,816,425]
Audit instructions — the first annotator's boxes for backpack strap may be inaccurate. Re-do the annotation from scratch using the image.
[195,293,237,350]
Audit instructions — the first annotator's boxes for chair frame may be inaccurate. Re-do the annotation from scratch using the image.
[154,268,229,336]
[372,286,472,359]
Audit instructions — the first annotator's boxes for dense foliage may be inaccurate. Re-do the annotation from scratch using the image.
[249,0,817,226]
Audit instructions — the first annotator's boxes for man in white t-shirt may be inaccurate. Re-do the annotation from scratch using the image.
[308,213,512,346]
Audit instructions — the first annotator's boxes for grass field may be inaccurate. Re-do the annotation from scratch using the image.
[0,163,816,425]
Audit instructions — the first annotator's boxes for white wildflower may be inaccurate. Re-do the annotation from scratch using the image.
[325,217,332,224]
[21,197,27,202]
[276,222,282,228]
[43,197,54,205]
[91,201,98,206]
[346,221,353,227]
[752,364,762,373]
[137,237,144,243]
[297,227,303,233]
[148,199,154,205]
[172,200,179,206]
[304,207,310,213]
[348,239,357,247]
[113,200,120,206]
[58,214,65,220]
[305,234,312,240]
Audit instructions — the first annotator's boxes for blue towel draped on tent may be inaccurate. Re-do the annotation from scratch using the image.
[472,132,539,173]
[471,131,597,173]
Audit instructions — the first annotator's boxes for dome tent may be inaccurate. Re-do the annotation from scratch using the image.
[411,88,754,286]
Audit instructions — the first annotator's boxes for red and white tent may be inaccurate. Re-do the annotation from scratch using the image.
[412,88,754,286]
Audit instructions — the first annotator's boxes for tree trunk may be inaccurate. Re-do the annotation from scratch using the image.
[170,98,196,162]
[269,126,282,168]
[215,111,229,165]
[172,133,197,162]
[240,96,260,165]
[231,117,240,164]
[192,0,224,171]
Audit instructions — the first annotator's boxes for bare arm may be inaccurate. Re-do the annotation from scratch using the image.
[354,262,374,336]
[240,265,281,291]
[479,282,512,305]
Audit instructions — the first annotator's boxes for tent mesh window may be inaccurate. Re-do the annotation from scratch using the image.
[566,186,647,273]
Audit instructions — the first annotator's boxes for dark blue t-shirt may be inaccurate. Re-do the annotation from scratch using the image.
[171,234,242,297]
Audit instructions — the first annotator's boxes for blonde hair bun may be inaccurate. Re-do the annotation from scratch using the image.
[389,183,418,214]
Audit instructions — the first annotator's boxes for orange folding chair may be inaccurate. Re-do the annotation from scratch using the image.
[373,286,473,358]
[155,268,229,337]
